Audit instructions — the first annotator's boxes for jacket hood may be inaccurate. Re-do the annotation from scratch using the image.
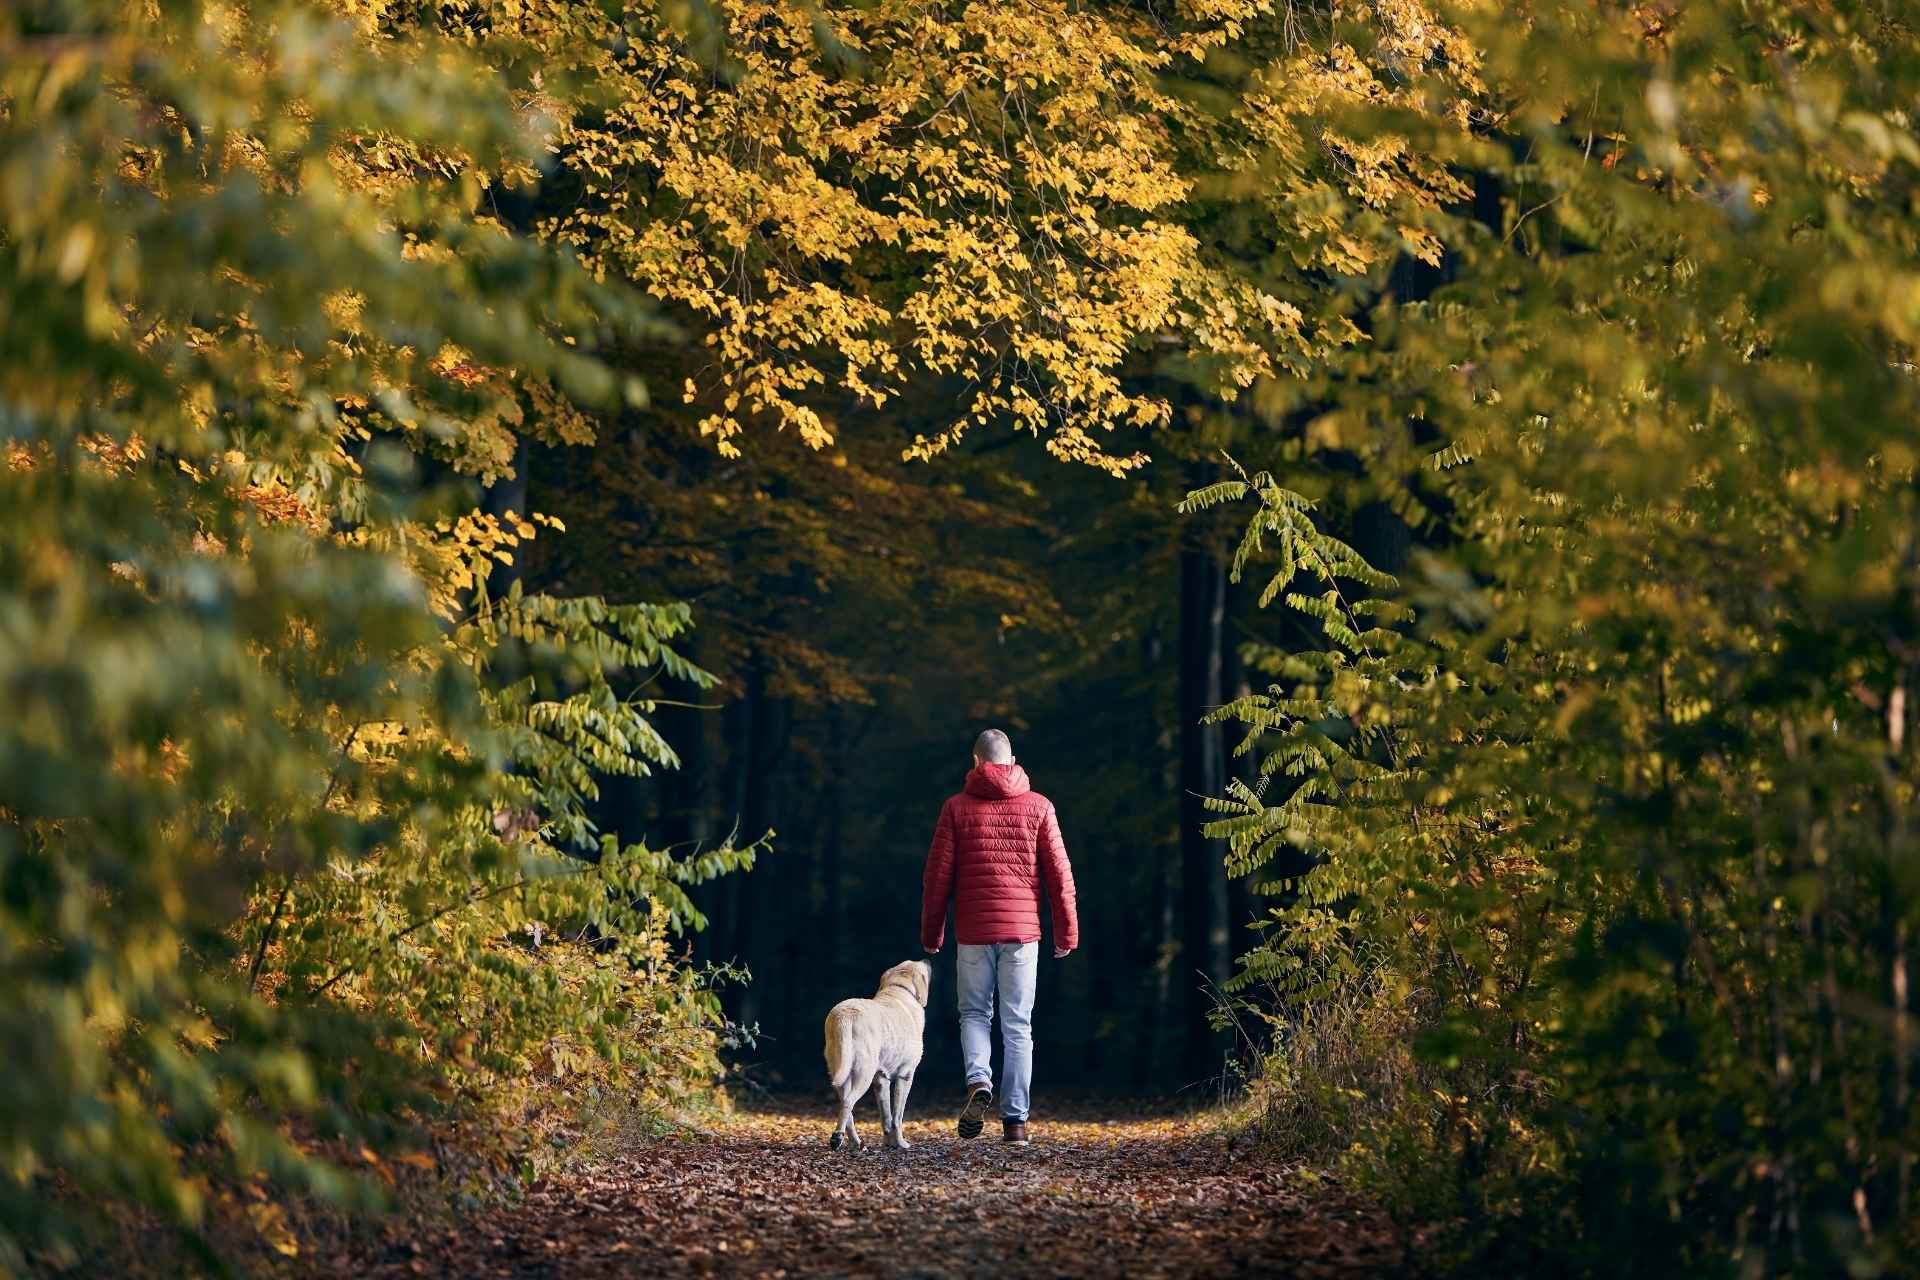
[964,761,1031,800]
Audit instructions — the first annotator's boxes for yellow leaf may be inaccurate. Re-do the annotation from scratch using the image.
[246,1201,300,1258]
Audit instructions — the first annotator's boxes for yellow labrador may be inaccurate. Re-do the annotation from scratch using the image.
[824,959,931,1150]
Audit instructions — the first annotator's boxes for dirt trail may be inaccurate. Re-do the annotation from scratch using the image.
[358,1095,1407,1279]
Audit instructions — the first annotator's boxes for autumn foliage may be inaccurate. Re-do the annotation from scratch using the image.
[2,0,1917,1277]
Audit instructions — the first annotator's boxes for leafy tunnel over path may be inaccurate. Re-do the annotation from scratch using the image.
[350,1096,1403,1278]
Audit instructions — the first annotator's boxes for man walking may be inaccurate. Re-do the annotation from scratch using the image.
[920,729,1078,1145]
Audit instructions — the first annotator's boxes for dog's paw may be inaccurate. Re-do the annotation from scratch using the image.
[887,1136,912,1150]
[829,1130,842,1150]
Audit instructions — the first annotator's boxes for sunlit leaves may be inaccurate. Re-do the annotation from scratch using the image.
[495,0,1442,473]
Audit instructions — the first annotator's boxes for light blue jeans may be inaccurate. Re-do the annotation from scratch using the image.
[956,941,1038,1122]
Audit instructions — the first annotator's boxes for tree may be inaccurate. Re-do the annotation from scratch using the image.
[1204,1,1920,1271]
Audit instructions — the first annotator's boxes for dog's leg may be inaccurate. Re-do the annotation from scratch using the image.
[872,1073,895,1147]
[830,1083,850,1150]
[832,1082,857,1151]
[843,1065,875,1150]
[889,1070,914,1149]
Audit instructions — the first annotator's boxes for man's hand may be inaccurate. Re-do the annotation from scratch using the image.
[1053,946,1074,960]
[924,946,940,956]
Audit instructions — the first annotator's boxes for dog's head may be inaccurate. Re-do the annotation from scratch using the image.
[879,959,933,1007]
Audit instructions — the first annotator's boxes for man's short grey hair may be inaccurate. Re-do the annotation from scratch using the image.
[973,729,1014,763]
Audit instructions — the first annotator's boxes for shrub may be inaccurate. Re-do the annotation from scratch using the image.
[1197,5,1920,1272]
[0,1,751,1267]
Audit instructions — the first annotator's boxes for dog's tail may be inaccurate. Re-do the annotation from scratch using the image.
[824,1006,857,1091]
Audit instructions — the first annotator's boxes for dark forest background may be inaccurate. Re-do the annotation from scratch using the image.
[516,343,1426,1092]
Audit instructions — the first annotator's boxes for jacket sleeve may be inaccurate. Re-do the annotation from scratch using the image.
[920,799,957,952]
[1038,802,1078,951]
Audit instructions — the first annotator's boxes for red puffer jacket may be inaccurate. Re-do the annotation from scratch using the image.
[920,762,1078,952]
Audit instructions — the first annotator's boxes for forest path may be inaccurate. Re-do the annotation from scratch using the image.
[360,1095,1407,1279]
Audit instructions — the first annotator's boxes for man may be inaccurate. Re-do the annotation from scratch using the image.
[920,729,1078,1146]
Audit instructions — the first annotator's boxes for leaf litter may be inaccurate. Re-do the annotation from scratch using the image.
[352,1093,1406,1278]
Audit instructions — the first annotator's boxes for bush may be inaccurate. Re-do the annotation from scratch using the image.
[1233,950,1425,1165]
[0,1,751,1267]
[1200,4,1920,1274]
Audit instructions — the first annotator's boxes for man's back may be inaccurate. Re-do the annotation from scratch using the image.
[920,761,1078,952]
[922,734,1075,1145]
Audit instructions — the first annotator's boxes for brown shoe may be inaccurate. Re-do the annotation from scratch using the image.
[1002,1120,1029,1145]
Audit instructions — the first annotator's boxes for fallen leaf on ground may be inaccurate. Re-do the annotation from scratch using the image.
[352,1094,1404,1278]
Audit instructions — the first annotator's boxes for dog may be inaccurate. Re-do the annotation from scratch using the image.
[824,959,931,1150]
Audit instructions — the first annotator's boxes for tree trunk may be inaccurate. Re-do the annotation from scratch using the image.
[1139,622,1178,1092]
[1222,577,1256,977]
[661,651,717,958]
[821,707,848,996]
[713,671,758,979]
[1180,532,1229,1084]
[661,684,713,852]
[1351,500,1412,579]
[483,436,531,602]
[1886,670,1913,1228]
[733,659,788,1033]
